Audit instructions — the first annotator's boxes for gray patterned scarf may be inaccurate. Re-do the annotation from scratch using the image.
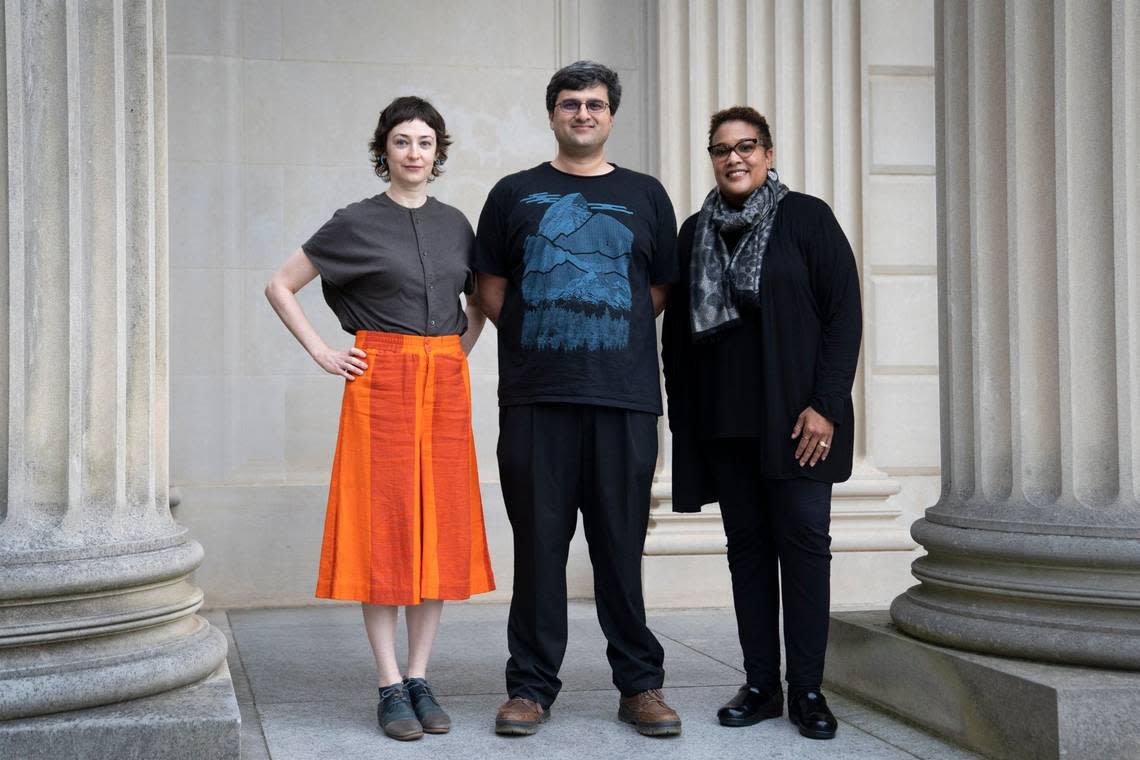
[689,169,788,341]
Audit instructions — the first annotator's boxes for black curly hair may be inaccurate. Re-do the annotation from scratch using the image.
[708,106,773,149]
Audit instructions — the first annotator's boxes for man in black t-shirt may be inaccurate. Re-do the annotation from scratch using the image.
[475,61,681,738]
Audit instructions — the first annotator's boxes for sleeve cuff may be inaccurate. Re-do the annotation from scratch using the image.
[809,395,845,425]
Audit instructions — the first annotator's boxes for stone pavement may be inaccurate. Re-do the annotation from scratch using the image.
[207,603,985,760]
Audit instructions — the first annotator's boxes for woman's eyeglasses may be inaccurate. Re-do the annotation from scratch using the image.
[707,138,761,160]
[556,99,610,114]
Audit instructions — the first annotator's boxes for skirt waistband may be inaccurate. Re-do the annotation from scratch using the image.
[354,330,463,354]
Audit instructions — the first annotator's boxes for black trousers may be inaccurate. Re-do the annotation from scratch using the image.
[498,403,665,708]
[706,439,833,693]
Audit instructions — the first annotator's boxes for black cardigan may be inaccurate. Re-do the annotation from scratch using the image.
[661,192,862,512]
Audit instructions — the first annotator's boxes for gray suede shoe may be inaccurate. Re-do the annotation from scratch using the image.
[378,683,423,741]
[404,677,451,734]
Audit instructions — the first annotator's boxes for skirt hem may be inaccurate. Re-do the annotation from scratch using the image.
[314,584,496,607]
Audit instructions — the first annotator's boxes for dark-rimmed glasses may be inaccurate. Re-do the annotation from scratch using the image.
[556,99,610,114]
[708,138,761,160]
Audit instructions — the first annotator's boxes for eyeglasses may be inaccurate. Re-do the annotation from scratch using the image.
[707,138,762,160]
[556,99,610,114]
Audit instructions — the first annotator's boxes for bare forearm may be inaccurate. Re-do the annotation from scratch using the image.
[477,274,507,326]
[461,296,486,355]
[651,284,669,316]
[265,281,329,358]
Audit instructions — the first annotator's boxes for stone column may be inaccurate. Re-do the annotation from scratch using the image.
[890,0,1140,668]
[1,0,229,720]
[645,0,912,606]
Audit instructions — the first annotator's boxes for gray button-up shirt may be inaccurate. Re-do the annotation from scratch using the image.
[303,193,475,336]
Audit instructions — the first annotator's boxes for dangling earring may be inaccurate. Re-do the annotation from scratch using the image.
[433,157,444,169]
[379,154,388,168]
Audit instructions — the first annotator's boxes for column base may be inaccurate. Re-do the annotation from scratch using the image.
[0,662,240,760]
[893,517,1140,668]
[825,610,1140,760]
[1,536,232,718]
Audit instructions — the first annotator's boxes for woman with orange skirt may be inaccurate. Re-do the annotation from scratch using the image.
[264,96,495,741]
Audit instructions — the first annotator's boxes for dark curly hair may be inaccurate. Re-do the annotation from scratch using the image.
[545,60,622,115]
[708,106,773,149]
[368,96,452,182]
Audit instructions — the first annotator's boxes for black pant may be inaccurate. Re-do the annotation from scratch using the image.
[706,440,833,693]
[498,403,665,707]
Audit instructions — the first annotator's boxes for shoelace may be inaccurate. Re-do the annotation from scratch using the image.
[380,684,411,705]
[405,678,440,707]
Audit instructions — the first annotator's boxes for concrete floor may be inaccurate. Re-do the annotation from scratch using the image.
[206,602,985,760]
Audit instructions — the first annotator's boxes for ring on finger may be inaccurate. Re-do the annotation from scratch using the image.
[819,441,830,449]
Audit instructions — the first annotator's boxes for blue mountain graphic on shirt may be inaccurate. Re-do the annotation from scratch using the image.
[519,193,634,350]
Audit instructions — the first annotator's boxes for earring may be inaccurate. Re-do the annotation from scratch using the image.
[379,154,387,167]
[434,157,444,169]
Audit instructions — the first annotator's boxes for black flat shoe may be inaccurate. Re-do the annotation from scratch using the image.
[377,683,424,741]
[404,677,450,734]
[788,690,837,740]
[717,685,783,727]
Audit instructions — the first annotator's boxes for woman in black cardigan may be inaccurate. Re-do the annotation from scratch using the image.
[662,106,861,740]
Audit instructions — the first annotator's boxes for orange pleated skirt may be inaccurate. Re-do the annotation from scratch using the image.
[315,331,495,606]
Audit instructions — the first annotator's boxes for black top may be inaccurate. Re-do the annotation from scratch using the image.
[302,194,475,336]
[662,192,862,510]
[474,162,679,415]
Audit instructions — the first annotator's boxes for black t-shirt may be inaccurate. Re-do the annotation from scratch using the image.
[474,163,678,415]
[302,194,475,336]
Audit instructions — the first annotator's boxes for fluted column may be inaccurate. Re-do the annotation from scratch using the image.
[0,0,227,718]
[891,0,1140,668]
[648,0,910,578]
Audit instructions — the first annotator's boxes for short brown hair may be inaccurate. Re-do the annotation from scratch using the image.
[369,96,452,182]
[708,106,773,149]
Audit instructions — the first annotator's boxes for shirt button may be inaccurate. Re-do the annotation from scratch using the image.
[429,319,436,327]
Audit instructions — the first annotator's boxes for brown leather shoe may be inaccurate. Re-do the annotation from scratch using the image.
[618,689,682,736]
[495,697,548,736]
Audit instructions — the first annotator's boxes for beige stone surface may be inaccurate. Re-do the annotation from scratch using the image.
[167,0,243,57]
[242,0,283,60]
[869,376,941,471]
[241,165,286,269]
[862,0,935,68]
[227,376,288,482]
[170,162,227,269]
[281,0,556,68]
[168,56,241,163]
[172,375,228,483]
[864,176,936,268]
[171,268,226,376]
[870,276,939,368]
[869,75,936,168]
